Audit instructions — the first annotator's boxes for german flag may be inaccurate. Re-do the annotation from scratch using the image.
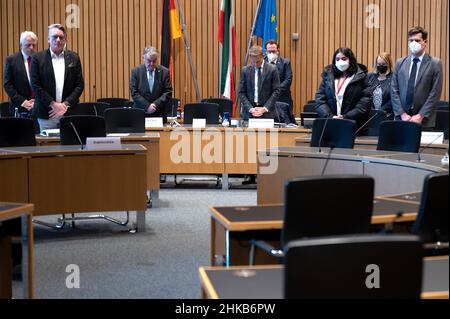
[161,0,182,78]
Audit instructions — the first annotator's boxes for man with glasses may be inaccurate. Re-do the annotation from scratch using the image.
[31,24,84,131]
[391,26,443,128]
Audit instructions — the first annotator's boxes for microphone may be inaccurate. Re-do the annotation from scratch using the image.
[91,84,96,101]
[317,114,333,153]
[416,129,448,163]
[70,121,84,150]
[382,210,404,233]
[354,110,384,136]
[321,145,335,176]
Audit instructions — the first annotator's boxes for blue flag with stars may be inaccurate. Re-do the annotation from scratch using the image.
[254,0,278,53]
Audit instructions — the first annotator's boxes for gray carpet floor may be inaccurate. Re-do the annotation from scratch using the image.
[15,188,256,299]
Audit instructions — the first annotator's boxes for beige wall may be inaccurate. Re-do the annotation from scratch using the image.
[1,0,448,116]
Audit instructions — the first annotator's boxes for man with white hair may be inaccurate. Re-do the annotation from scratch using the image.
[31,24,84,131]
[3,31,38,118]
[130,46,172,122]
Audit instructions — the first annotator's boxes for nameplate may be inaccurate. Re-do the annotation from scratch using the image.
[86,137,122,150]
[192,118,206,128]
[230,119,239,126]
[248,119,274,129]
[421,131,444,145]
[145,117,164,128]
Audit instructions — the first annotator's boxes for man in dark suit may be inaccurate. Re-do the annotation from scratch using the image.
[391,26,443,128]
[3,31,38,118]
[31,24,84,131]
[264,40,295,123]
[239,45,280,120]
[130,46,172,122]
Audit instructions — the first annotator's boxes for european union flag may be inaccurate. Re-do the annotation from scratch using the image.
[254,0,278,53]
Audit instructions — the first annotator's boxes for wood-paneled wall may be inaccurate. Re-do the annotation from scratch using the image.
[1,0,448,116]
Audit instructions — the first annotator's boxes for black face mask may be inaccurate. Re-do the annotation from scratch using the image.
[376,65,388,74]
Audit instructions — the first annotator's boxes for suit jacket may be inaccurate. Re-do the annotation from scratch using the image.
[130,64,172,120]
[315,64,372,132]
[238,62,280,120]
[391,54,443,127]
[30,49,84,119]
[265,56,293,106]
[3,52,34,115]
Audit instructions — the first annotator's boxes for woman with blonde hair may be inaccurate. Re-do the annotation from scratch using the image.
[368,52,394,115]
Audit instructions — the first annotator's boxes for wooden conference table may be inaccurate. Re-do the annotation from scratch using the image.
[0,144,148,231]
[209,192,421,266]
[0,203,34,299]
[257,147,449,205]
[199,256,449,299]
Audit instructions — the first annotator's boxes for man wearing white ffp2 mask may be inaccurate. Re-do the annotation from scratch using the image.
[391,26,443,128]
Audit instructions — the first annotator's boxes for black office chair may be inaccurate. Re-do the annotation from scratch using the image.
[436,100,449,110]
[367,109,391,136]
[166,98,181,117]
[434,110,449,140]
[377,120,421,153]
[201,98,233,116]
[104,108,145,133]
[284,234,423,298]
[249,175,374,264]
[411,172,449,247]
[303,103,316,112]
[183,102,219,125]
[96,97,129,108]
[59,115,106,145]
[0,117,36,147]
[275,101,294,124]
[0,101,11,117]
[310,118,356,149]
[68,102,111,117]
[300,111,318,128]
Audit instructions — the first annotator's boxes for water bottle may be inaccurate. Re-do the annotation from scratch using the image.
[222,111,230,127]
[14,107,19,118]
[176,101,182,119]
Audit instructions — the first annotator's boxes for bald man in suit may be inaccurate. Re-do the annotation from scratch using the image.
[391,26,443,128]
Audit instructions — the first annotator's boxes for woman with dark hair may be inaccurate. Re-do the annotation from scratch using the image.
[368,52,394,115]
[315,47,372,133]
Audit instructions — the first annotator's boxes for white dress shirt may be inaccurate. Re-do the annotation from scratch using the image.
[21,50,31,82]
[408,52,425,85]
[50,49,65,103]
[335,75,354,116]
[254,60,265,104]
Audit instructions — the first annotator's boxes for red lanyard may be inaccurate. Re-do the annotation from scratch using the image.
[336,75,348,95]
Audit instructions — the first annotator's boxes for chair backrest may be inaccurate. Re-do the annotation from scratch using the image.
[201,98,233,115]
[303,103,316,112]
[183,102,219,125]
[275,101,292,124]
[310,118,356,148]
[0,117,36,147]
[367,109,390,136]
[68,102,111,117]
[377,120,421,153]
[96,98,129,108]
[104,108,145,133]
[166,98,181,117]
[300,112,318,128]
[412,172,449,243]
[436,100,449,110]
[59,115,106,145]
[284,235,423,298]
[283,175,374,245]
[435,110,449,140]
[0,102,11,117]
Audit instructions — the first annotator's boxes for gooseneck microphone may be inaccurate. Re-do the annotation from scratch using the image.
[70,121,84,150]
[354,110,385,136]
[416,129,448,163]
[321,145,335,176]
[317,114,333,153]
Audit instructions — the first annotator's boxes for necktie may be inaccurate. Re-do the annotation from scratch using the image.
[405,57,420,113]
[257,67,262,92]
[148,70,154,94]
[27,56,35,99]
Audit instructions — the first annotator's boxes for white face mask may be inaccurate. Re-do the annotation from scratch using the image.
[335,60,350,72]
[409,41,423,55]
[267,53,278,63]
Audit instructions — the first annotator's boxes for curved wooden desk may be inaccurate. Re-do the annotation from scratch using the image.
[0,145,148,231]
[257,146,448,205]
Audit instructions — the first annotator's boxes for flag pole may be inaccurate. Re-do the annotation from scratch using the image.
[176,0,201,101]
[234,0,263,113]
